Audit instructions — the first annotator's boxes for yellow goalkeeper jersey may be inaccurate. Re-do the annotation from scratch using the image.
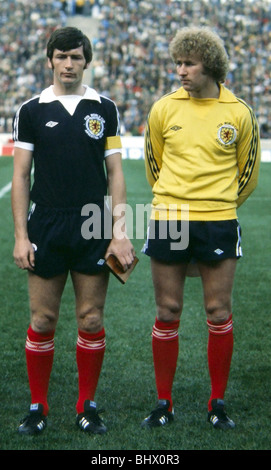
[144,85,261,221]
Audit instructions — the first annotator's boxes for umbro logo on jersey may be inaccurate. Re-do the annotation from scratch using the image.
[46,121,59,128]
[170,125,182,131]
[214,248,224,255]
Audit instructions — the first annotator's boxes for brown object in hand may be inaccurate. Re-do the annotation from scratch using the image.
[105,254,139,284]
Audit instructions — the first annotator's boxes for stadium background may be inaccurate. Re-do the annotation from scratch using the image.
[1,0,271,138]
[0,0,270,452]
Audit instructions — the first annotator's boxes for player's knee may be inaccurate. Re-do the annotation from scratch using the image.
[77,306,104,333]
[205,301,231,324]
[31,310,58,333]
[156,300,182,322]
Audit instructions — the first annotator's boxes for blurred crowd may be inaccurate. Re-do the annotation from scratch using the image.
[93,0,271,137]
[0,0,66,133]
[1,0,271,138]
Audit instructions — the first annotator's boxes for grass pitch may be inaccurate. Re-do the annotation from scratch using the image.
[0,157,270,452]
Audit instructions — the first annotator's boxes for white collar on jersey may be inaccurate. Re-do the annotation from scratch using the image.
[39,85,101,115]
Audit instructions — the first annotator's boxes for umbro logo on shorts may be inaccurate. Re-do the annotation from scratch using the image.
[97,259,105,265]
[214,248,224,255]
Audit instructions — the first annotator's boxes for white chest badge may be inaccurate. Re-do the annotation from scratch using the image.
[217,124,237,146]
[84,113,105,139]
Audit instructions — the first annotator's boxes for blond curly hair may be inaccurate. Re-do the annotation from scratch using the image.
[169,27,229,83]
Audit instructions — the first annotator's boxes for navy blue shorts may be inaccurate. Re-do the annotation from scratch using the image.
[142,219,242,264]
[27,204,111,278]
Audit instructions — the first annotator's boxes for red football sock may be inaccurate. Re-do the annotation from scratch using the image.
[25,326,55,416]
[76,328,106,414]
[152,317,180,411]
[207,314,233,410]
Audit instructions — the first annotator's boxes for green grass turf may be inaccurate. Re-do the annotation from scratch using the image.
[0,157,270,451]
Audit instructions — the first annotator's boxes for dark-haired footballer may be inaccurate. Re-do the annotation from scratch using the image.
[12,27,135,435]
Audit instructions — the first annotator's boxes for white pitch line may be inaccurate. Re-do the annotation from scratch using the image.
[0,166,33,200]
[0,181,12,199]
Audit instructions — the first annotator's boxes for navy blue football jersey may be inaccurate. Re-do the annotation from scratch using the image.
[13,86,122,208]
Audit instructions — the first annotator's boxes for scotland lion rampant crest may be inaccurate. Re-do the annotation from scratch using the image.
[217,124,237,146]
[84,114,105,139]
